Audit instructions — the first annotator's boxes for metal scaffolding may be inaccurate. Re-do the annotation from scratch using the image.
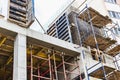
[28,44,83,80]
[76,4,120,80]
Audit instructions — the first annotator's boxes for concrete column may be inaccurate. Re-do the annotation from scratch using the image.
[80,50,90,80]
[13,33,27,80]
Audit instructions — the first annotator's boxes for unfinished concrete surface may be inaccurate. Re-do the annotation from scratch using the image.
[13,34,27,80]
[0,18,84,80]
[0,0,120,80]
[46,5,120,80]
[0,16,119,80]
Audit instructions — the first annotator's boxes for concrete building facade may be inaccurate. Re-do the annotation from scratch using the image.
[49,0,120,72]
[0,0,120,80]
[47,0,120,80]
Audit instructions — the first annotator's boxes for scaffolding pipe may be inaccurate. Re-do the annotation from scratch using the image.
[41,54,72,77]
[75,57,83,80]
[87,62,101,70]
[30,45,33,80]
[41,69,49,77]
[37,65,40,80]
[53,53,58,80]
[86,5,100,55]
[62,53,67,80]
[41,60,48,66]
[74,10,89,80]
[48,54,52,80]
[41,59,63,77]
[33,75,50,80]
[86,5,107,80]
[35,16,46,33]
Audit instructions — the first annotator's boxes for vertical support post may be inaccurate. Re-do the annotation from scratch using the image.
[86,5,99,52]
[114,56,119,70]
[74,6,89,80]
[30,45,33,80]
[86,4,107,80]
[101,62,107,80]
[38,65,40,80]
[48,53,52,80]
[62,53,67,80]
[81,50,90,80]
[13,33,27,80]
[53,52,58,80]
[76,56,82,80]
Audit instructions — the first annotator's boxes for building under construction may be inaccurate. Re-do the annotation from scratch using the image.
[0,0,120,80]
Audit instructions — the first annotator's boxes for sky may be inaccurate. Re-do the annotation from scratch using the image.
[30,0,72,32]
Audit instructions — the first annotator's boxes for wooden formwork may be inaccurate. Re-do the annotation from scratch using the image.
[107,70,120,80]
[90,66,115,80]
[8,0,34,28]
[83,34,116,51]
[91,49,106,63]
[79,7,112,28]
[107,45,120,57]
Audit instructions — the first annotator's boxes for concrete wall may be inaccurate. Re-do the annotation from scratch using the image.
[72,0,108,16]
[71,0,86,9]
[84,48,115,69]
[88,0,108,16]
[104,0,120,26]
[0,0,9,19]
[105,2,120,14]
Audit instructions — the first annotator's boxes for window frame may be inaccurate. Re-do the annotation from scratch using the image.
[108,11,120,19]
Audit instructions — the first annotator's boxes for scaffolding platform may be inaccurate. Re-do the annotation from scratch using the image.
[107,70,120,80]
[89,66,120,79]
[79,7,112,28]
[107,45,120,56]
[83,34,116,51]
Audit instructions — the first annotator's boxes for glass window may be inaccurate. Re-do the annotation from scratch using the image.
[112,11,116,17]
[114,28,119,34]
[108,11,113,17]
[108,11,120,19]
[105,0,116,4]
[118,13,120,18]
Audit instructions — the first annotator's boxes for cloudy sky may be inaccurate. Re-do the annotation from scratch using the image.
[30,0,73,32]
